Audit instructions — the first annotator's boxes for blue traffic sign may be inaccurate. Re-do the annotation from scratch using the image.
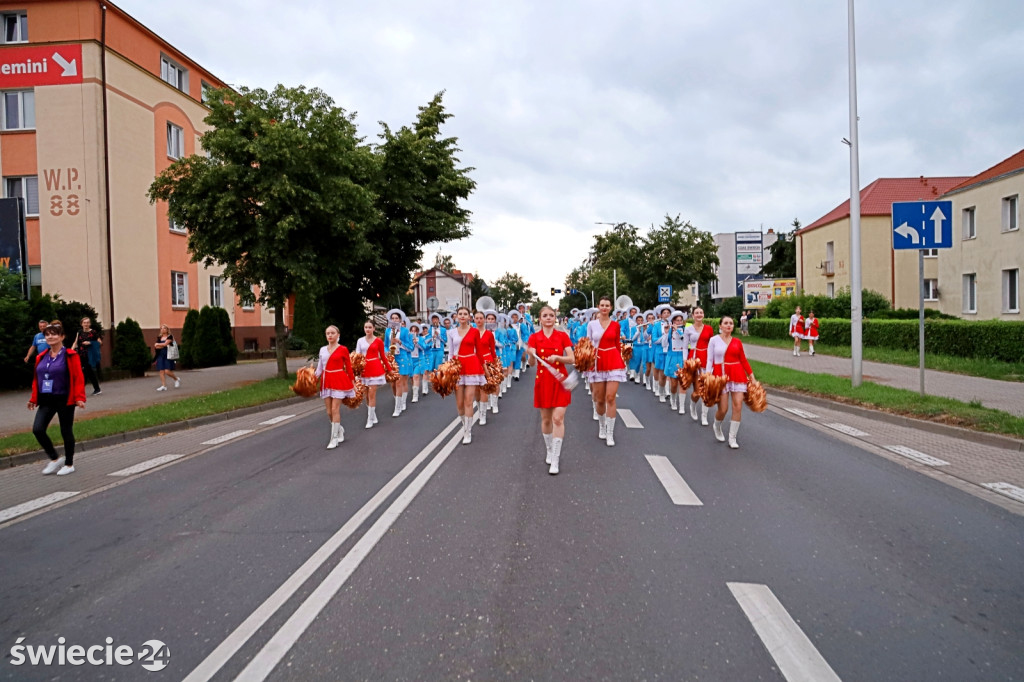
[892,201,953,250]
[657,284,673,303]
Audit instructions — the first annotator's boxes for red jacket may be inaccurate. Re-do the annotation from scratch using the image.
[595,320,625,371]
[30,347,87,406]
[479,329,497,363]
[712,338,753,383]
[361,337,392,378]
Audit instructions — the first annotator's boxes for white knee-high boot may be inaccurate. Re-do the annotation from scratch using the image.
[327,422,340,449]
[713,418,725,442]
[701,405,709,426]
[549,437,563,475]
[543,432,553,464]
[605,416,616,446]
[490,394,499,413]
[728,420,741,449]
[462,415,472,444]
[690,396,699,420]
[678,393,686,415]
[366,406,374,429]
[479,401,487,425]
[598,414,607,439]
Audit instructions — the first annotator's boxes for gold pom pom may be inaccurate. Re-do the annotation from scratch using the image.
[574,337,597,372]
[482,359,504,394]
[385,352,400,383]
[701,374,727,407]
[341,379,366,409]
[350,352,366,377]
[744,379,768,412]
[620,342,633,363]
[430,358,462,398]
[291,366,319,398]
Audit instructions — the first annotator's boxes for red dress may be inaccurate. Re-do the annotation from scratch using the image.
[528,329,573,408]
[712,338,753,382]
[592,320,625,371]
[790,315,804,338]
[805,317,819,340]
[318,345,356,392]
[361,337,392,378]
[452,326,485,375]
[689,324,714,369]
[479,329,497,363]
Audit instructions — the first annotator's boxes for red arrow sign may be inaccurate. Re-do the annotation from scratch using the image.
[0,44,83,87]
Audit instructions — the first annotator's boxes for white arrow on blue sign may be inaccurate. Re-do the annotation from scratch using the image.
[892,201,953,250]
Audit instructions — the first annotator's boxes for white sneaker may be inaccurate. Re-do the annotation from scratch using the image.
[174,378,181,388]
[56,465,75,476]
[42,457,65,475]
[157,386,167,391]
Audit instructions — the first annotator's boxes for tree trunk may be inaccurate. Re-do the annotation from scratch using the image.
[274,304,288,379]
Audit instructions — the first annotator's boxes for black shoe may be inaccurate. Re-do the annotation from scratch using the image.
[513,377,519,381]
[92,389,102,395]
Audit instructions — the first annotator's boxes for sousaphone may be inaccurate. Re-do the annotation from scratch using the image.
[475,295,496,312]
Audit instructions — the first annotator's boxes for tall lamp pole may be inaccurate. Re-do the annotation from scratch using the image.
[847,0,863,387]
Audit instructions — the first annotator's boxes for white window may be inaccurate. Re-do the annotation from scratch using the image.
[962,273,977,313]
[2,12,27,43]
[5,176,38,215]
[168,211,185,233]
[201,81,215,104]
[922,248,938,258]
[923,278,938,301]
[160,55,188,92]
[210,276,223,308]
[826,282,835,298]
[962,207,976,240]
[1003,195,1019,233]
[240,287,255,311]
[167,123,184,159]
[172,271,188,307]
[2,89,34,130]
[1004,269,1020,313]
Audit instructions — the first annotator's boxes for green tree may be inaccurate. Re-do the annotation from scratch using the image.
[529,298,549,319]
[433,252,456,272]
[469,274,489,309]
[149,84,379,378]
[112,318,151,376]
[762,219,799,278]
[488,272,536,311]
[179,308,200,368]
[0,270,33,389]
[192,306,223,367]
[215,307,237,364]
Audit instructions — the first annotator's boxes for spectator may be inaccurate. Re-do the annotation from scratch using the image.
[22,319,49,364]
[740,311,749,336]
[28,320,86,476]
[72,316,103,395]
[154,324,181,391]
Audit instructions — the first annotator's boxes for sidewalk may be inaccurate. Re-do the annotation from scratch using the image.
[744,345,1024,417]
[0,357,308,438]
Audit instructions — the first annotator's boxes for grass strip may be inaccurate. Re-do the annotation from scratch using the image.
[1,376,297,458]
[751,360,1024,439]
[741,335,1024,383]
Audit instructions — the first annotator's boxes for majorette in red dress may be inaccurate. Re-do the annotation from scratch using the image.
[356,336,392,385]
[479,328,497,364]
[450,326,486,376]
[712,338,753,382]
[528,329,573,409]
[804,317,819,340]
[591,320,625,371]
[317,345,356,397]
[688,323,714,369]
[789,314,804,339]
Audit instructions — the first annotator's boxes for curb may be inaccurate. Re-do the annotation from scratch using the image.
[1,395,309,470]
[769,387,1024,453]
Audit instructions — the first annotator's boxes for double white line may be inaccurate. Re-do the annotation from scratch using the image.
[184,416,466,682]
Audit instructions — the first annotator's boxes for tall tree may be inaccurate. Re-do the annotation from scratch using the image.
[487,272,536,311]
[433,252,456,272]
[761,218,799,278]
[149,84,378,378]
[468,273,489,309]
[634,215,719,309]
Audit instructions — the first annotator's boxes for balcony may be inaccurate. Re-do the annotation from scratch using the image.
[820,260,835,276]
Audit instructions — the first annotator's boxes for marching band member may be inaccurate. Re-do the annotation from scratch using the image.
[449,306,488,444]
[708,315,756,449]
[588,296,627,446]
[385,309,414,416]
[629,313,645,383]
[661,311,688,412]
[409,323,424,402]
[481,309,502,417]
[640,311,656,390]
[804,310,819,356]
[651,304,673,402]
[355,320,392,429]
[527,306,576,474]
[313,325,356,449]
[683,306,714,424]
[789,305,804,356]
[509,310,524,380]
[497,313,514,393]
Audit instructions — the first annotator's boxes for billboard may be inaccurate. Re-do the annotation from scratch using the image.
[734,231,763,279]
[743,278,797,308]
[0,197,26,274]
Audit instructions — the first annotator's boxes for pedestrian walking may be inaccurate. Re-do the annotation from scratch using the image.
[28,321,86,476]
[355,320,392,429]
[154,324,180,391]
[804,310,819,356]
[22,319,49,364]
[384,309,413,417]
[708,315,756,449]
[740,311,749,336]
[587,296,627,447]
[72,316,103,395]
[448,306,487,445]
[313,325,356,449]
[527,306,575,474]
[789,306,804,356]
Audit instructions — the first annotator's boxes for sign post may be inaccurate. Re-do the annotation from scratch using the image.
[657,284,673,303]
[892,200,953,395]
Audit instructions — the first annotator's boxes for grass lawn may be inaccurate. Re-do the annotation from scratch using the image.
[742,335,1024,383]
[1,375,298,458]
[751,360,1024,439]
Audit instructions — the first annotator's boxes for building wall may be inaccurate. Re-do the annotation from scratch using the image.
[939,173,1022,319]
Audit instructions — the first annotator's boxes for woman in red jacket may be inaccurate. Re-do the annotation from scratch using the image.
[449,306,488,444]
[474,309,498,425]
[707,316,756,449]
[314,325,356,449]
[355,320,393,430]
[586,296,627,447]
[28,321,86,476]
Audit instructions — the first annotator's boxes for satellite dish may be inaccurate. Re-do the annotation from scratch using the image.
[427,296,440,311]
[476,295,495,312]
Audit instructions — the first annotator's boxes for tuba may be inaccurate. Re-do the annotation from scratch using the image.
[476,295,496,312]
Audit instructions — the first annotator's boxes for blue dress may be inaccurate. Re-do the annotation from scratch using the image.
[386,327,415,376]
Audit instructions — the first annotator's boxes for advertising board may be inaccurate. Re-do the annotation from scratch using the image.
[743,278,797,308]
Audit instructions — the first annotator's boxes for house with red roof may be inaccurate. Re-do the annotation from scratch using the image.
[937,150,1023,319]
[795,176,969,310]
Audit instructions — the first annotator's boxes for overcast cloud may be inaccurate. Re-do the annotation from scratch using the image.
[119,0,1024,304]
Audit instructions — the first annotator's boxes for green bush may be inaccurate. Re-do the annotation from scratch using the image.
[112,318,152,376]
[871,307,958,320]
[55,299,103,350]
[763,288,890,319]
[192,306,223,367]
[179,308,200,368]
[713,296,744,320]
[0,270,33,389]
[215,307,238,364]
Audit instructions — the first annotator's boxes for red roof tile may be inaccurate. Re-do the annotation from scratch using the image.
[943,149,1024,195]
[799,176,970,234]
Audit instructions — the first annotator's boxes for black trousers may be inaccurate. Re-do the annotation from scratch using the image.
[82,362,101,392]
[32,395,77,465]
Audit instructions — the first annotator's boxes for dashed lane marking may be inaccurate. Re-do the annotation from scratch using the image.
[0,492,80,524]
[982,482,1024,503]
[783,407,819,419]
[824,422,868,437]
[644,456,703,506]
[883,445,949,467]
[108,455,186,477]
[728,582,841,682]
[201,430,254,445]
[617,409,644,429]
[259,415,296,426]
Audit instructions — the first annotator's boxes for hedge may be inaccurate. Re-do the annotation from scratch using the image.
[748,318,1024,363]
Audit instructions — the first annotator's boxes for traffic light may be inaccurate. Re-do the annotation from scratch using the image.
[551,287,556,296]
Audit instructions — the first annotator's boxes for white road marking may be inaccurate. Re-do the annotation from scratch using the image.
[182,416,462,682]
[617,408,643,428]
[644,455,703,506]
[824,422,868,437]
[108,455,185,477]
[883,445,949,467]
[259,414,296,426]
[0,492,80,523]
[982,482,1024,503]
[234,424,467,682]
[783,407,819,419]
[200,430,253,445]
[728,582,841,682]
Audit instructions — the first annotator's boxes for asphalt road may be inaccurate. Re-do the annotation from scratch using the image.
[1,375,1022,681]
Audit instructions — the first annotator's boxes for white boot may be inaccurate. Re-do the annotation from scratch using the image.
[479,404,487,425]
[593,403,599,421]
[336,423,345,443]
[491,395,499,413]
[605,416,616,446]
[678,394,686,415]
[598,414,607,440]
[514,369,520,379]
[549,437,562,475]
[401,393,408,412]
[728,420,741,449]
[701,405,709,426]
[412,388,419,403]
[327,423,340,449]
[365,407,374,429]
[422,381,429,395]
[635,373,642,385]
[670,393,677,410]
[392,398,401,417]
[713,418,725,442]
[690,396,699,421]
[659,385,667,403]
[543,433,553,464]
[372,407,379,424]
[462,416,472,445]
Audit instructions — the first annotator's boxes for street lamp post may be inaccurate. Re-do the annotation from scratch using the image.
[847,0,863,387]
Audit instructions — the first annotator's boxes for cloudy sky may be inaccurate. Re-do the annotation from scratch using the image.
[121,0,1023,305]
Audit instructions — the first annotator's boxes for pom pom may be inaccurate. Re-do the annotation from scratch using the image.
[482,359,504,394]
[744,379,768,412]
[430,358,462,398]
[350,352,365,377]
[385,352,400,383]
[690,372,705,402]
[574,337,597,372]
[675,365,692,390]
[620,342,633,363]
[702,374,727,407]
[341,379,366,409]
[291,366,319,398]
